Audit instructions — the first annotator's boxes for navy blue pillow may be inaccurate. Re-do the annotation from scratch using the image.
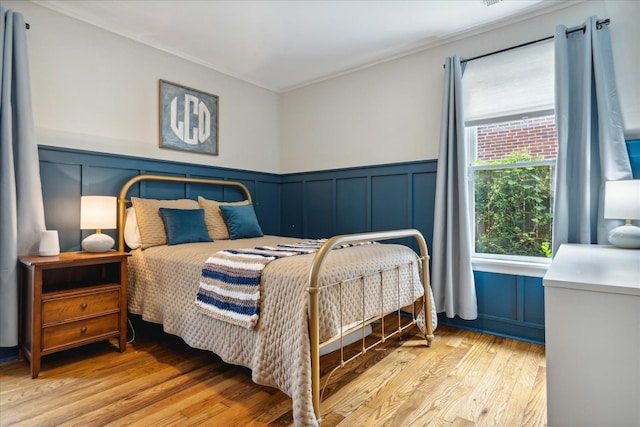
[219,204,264,239]
[158,208,213,245]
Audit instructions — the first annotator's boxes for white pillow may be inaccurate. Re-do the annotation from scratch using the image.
[124,207,142,250]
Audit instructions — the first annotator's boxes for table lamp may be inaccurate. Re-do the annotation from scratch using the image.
[604,180,640,249]
[81,196,117,252]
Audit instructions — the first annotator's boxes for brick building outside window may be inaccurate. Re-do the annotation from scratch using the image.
[476,116,557,162]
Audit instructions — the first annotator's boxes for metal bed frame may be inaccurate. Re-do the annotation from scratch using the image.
[117,174,435,423]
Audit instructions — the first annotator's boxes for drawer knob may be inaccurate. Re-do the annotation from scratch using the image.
[80,327,87,334]
[80,303,88,310]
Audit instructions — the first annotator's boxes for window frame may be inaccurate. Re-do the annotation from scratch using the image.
[466,111,556,275]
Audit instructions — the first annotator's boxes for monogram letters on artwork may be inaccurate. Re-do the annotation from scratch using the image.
[160,80,219,155]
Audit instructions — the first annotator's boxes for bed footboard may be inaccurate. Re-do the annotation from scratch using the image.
[307,229,434,423]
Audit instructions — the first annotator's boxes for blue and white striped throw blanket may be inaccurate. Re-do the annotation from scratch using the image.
[195,239,374,329]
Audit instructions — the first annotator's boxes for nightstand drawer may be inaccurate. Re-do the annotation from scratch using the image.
[42,314,119,351]
[42,289,120,324]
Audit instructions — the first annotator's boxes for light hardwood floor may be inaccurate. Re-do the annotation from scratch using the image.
[0,317,546,426]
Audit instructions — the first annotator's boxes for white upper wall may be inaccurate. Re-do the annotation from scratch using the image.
[4,0,281,174]
[5,1,638,175]
[281,0,640,173]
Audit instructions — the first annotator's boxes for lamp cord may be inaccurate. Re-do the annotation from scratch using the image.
[127,318,136,344]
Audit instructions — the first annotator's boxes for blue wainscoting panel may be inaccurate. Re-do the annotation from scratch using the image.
[371,174,410,247]
[145,177,189,200]
[336,177,368,234]
[439,271,545,344]
[255,181,281,235]
[39,146,281,251]
[523,276,545,325]
[40,161,83,251]
[190,178,225,202]
[0,347,17,363]
[412,172,437,254]
[280,181,303,237]
[626,139,640,178]
[232,179,257,203]
[281,160,438,252]
[371,174,409,231]
[476,272,517,320]
[305,180,334,239]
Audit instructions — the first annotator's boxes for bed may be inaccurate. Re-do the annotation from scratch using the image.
[118,174,436,426]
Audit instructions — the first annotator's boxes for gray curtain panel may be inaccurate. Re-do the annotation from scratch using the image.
[0,8,46,347]
[431,55,477,320]
[553,16,632,254]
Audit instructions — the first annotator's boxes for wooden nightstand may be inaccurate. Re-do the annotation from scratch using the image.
[18,251,129,378]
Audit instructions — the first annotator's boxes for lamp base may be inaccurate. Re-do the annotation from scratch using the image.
[82,233,115,253]
[608,224,640,249]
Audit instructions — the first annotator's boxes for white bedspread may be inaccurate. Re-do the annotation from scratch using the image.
[127,236,437,426]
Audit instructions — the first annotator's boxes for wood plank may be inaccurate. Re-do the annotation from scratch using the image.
[9,363,217,426]
[73,367,238,426]
[498,342,546,427]
[384,346,470,427]
[399,332,496,426]
[476,339,531,427]
[0,340,161,401]
[522,362,547,427]
[122,381,232,427]
[0,320,546,427]
[336,343,468,426]
[450,416,477,427]
[321,341,418,415]
[1,336,215,424]
[193,390,272,425]
[177,373,248,419]
[456,337,518,423]
[243,389,295,426]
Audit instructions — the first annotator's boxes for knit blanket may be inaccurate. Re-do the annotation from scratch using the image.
[195,239,373,329]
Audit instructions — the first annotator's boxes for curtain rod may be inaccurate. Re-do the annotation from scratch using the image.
[446,18,610,67]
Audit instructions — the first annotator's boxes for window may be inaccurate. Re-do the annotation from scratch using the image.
[464,41,555,261]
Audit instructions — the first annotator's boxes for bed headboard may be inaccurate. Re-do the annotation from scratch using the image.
[117,174,252,252]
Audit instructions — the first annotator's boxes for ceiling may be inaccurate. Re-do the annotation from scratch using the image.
[36,0,572,92]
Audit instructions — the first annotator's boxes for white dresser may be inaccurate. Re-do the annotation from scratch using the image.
[544,244,640,427]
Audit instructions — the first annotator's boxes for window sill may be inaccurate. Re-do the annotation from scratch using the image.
[472,256,551,278]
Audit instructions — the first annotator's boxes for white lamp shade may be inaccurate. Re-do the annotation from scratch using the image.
[604,180,640,220]
[81,196,117,230]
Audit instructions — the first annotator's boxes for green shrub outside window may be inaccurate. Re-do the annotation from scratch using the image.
[474,151,554,258]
